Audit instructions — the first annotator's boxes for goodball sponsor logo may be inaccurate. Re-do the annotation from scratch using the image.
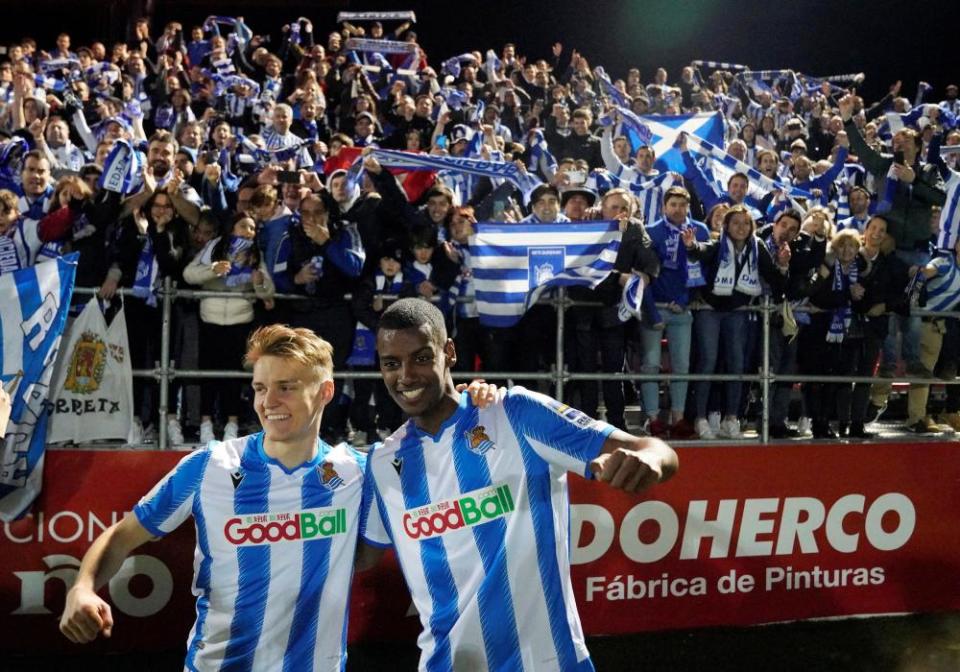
[224,508,348,546]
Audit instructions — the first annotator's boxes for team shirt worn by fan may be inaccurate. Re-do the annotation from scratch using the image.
[134,433,365,672]
[361,387,615,672]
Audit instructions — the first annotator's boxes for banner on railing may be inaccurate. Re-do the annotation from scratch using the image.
[2,443,958,654]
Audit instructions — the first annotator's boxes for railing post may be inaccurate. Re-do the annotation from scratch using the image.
[761,297,771,444]
[158,277,173,450]
[555,287,565,402]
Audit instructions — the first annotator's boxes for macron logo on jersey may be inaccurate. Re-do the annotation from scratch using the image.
[224,507,348,546]
[402,484,515,540]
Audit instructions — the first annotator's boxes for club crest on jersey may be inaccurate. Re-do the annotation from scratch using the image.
[464,425,495,456]
[547,399,594,428]
[318,462,345,490]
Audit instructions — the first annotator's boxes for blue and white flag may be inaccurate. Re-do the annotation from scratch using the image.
[1,255,77,521]
[470,221,621,327]
[639,112,725,173]
[686,135,814,200]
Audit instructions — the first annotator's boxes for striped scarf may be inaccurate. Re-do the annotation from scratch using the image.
[827,259,857,343]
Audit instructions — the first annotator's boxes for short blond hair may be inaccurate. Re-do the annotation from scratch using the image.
[831,228,861,252]
[245,325,334,381]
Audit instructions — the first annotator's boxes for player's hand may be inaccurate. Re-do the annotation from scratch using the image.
[456,379,500,409]
[60,586,114,643]
[589,442,666,493]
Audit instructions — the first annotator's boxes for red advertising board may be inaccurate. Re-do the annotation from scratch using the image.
[2,443,959,655]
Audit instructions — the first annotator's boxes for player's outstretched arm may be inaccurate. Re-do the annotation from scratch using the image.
[589,431,678,494]
[59,513,154,643]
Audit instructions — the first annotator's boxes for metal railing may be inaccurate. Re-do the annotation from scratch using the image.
[73,279,960,449]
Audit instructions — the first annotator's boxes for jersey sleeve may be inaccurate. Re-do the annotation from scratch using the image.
[133,449,212,538]
[502,387,615,478]
[359,444,394,548]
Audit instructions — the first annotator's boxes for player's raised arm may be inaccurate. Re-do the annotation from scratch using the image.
[589,432,679,494]
[59,514,154,643]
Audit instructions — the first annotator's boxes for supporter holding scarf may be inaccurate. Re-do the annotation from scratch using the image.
[798,229,869,439]
[684,205,789,440]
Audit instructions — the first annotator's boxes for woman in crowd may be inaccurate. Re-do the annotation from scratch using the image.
[683,204,790,439]
[183,213,274,444]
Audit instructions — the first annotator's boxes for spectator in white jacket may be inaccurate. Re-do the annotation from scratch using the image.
[183,213,274,443]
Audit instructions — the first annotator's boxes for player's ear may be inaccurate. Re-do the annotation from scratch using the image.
[443,338,457,369]
[317,378,335,405]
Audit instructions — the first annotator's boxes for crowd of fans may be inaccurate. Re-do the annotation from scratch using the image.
[1,14,957,446]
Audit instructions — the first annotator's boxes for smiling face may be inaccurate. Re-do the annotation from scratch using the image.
[377,324,457,426]
[725,210,753,244]
[863,217,887,250]
[252,355,332,446]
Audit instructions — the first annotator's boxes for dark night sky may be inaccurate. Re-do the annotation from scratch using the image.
[3,0,956,104]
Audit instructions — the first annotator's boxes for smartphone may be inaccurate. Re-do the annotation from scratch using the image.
[277,170,301,184]
[203,150,219,164]
[893,150,905,165]
[566,170,586,185]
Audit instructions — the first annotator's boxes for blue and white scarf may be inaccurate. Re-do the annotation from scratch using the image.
[337,11,416,22]
[441,53,477,79]
[692,60,749,71]
[224,236,255,287]
[594,67,632,109]
[663,220,705,287]
[203,15,253,47]
[131,234,159,307]
[618,273,645,322]
[99,140,145,195]
[210,73,261,99]
[345,38,416,55]
[0,227,27,275]
[371,148,543,203]
[713,233,761,297]
[827,259,858,343]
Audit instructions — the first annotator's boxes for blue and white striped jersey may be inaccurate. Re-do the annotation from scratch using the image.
[925,254,960,312]
[361,388,615,672]
[936,169,960,251]
[134,434,366,672]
